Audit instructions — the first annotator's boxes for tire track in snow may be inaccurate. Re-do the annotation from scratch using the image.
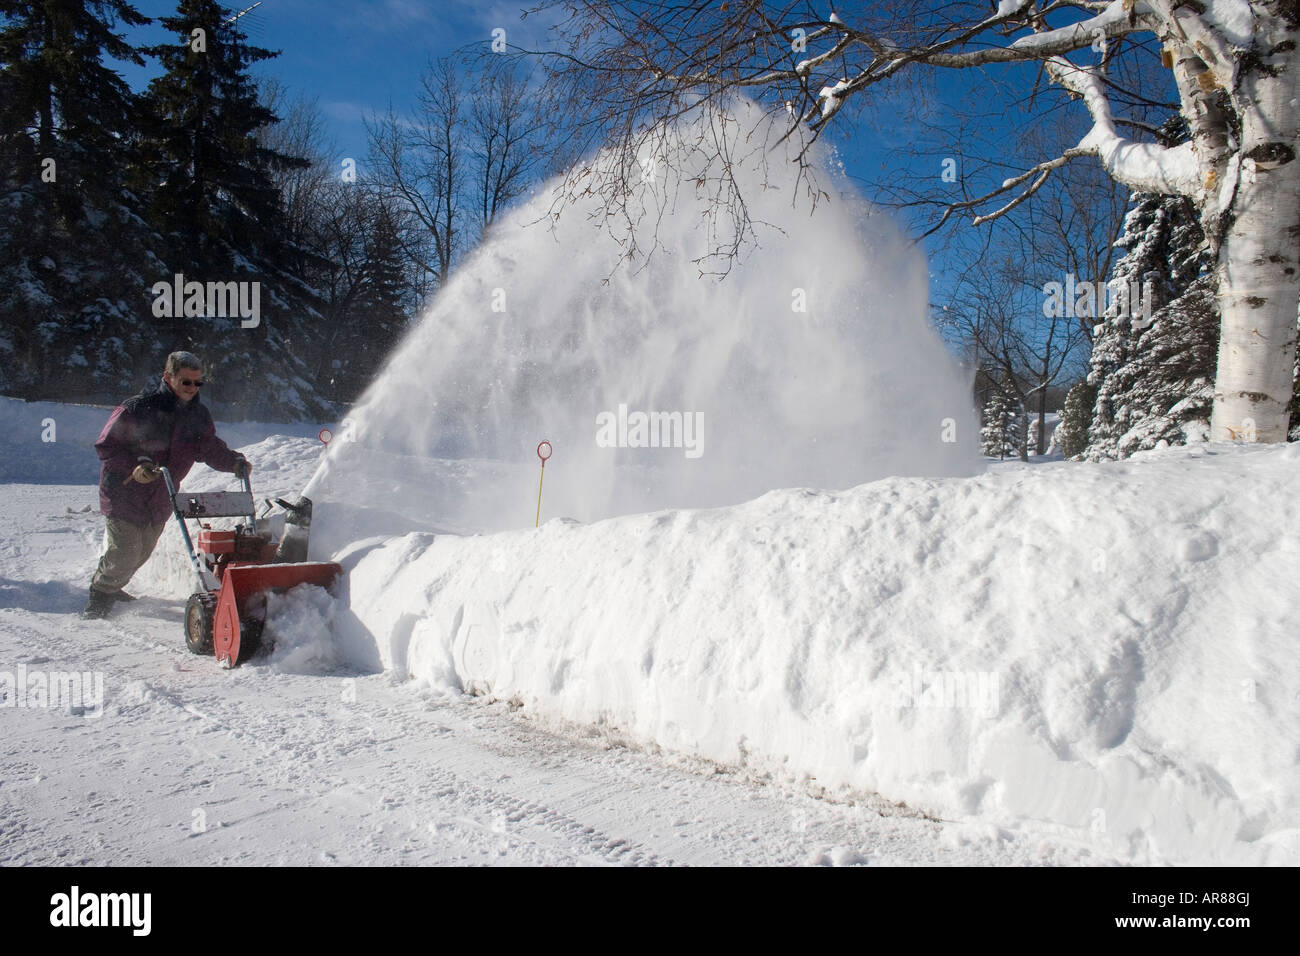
[3,608,673,865]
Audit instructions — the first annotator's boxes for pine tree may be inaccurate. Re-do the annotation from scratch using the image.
[1055,378,1097,459]
[1080,117,1223,459]
[981,390,1021,459]
[1084,116,1300,456]
[1292,340,1299,441]
[0,0,149,218]
[0,0,161,401]
[141,0,305,268]
[137,1,329,419]
[1083,187,1218,459]
[339,201,409,399]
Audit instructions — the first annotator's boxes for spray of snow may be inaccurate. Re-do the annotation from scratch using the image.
[263,583,343,674]
[305,99,978,545]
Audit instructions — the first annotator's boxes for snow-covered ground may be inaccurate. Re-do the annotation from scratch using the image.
[2,397,1297,865]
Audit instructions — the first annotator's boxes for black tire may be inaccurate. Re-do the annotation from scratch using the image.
[185,593,215,655]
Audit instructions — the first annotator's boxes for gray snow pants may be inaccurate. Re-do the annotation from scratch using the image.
[90,518,166,594]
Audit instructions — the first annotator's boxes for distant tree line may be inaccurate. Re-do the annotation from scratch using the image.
[0,0,544,419]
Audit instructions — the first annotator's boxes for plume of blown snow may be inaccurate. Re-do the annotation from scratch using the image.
[306,98,978,541]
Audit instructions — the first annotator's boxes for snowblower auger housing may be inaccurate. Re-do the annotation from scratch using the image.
[161,467,342,668]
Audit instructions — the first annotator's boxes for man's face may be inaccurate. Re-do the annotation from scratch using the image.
[164,367,203,403]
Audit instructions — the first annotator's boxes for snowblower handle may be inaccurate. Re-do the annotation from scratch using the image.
[240,472,256,528]
[160,466,218,593]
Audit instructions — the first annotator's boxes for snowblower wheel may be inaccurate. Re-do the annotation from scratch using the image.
[185,593,215,655]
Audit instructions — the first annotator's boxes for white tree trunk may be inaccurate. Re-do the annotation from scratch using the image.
[1209,18,1300,443]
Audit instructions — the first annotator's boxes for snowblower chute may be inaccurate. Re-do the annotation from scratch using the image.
[161,467,342,668]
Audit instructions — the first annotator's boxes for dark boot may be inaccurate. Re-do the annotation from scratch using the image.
[82,588,114,619]
[112,590,137,602]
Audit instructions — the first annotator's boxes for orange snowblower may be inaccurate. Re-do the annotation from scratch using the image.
[161,467,342,668]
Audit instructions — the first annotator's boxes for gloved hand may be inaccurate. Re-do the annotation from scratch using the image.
[234,457,252,479]
[130,462,161,483]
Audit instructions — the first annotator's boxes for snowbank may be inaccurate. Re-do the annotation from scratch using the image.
[328,441,1300,865]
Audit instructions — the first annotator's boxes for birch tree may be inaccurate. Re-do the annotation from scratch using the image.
[530,0,1300,443]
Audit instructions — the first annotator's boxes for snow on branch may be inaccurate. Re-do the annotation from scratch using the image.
[921,149,1090,236]
[743,26,854,86]
[1009,0,1158,53]
[1047,56,1200,196]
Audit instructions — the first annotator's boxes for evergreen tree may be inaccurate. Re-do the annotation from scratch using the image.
[1084,115,1299,456]
[1292,342,1299,441]
[137,1,329,419]
[1083,187,1218,459]
[0,0,149,218]
[1055,378,1097,459]
[981,390,1021,459]
[0,0,161,400]
[140,0,305,267]
[1077,117,1219,458]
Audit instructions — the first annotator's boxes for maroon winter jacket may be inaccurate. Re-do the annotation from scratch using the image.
[95,380,245,526]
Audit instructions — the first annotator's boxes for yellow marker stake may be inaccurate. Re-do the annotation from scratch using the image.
[535,441,552,527]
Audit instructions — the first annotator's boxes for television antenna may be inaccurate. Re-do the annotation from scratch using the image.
[221,2,265,37]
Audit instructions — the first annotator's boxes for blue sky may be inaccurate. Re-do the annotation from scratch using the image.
[118,0,557,165]
[112,2,1117,211]
[114,0,1017,201]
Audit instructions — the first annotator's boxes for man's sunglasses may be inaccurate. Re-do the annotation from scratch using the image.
[179,378,204,387]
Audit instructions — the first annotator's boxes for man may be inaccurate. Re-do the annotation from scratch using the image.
[83,351,251,619]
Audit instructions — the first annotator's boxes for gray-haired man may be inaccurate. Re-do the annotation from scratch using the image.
[83,352,250,619]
